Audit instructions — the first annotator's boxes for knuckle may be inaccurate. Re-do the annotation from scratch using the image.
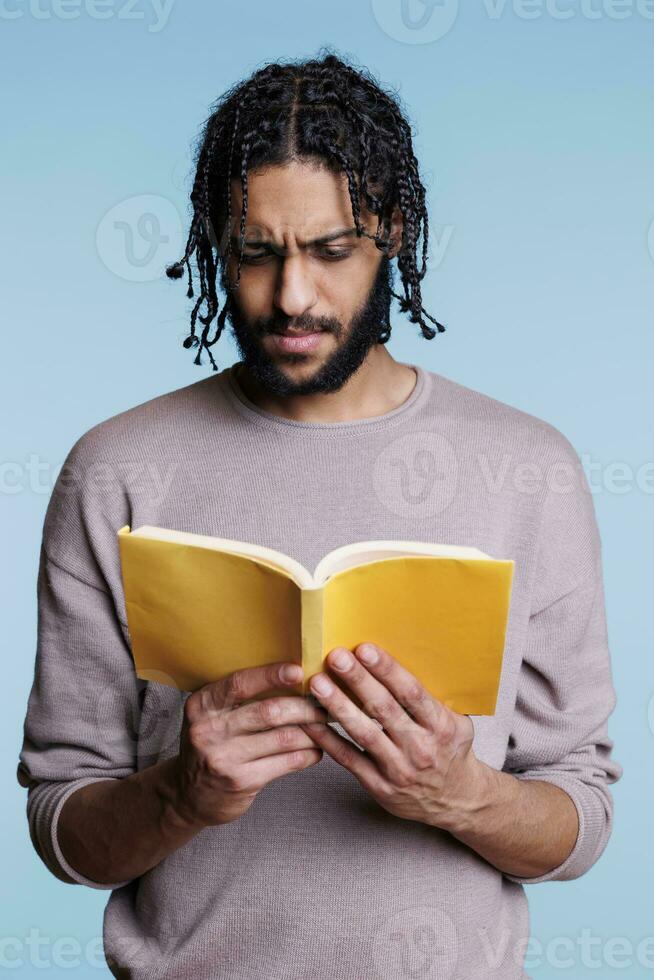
[259,699,281,726]
[357,722,381,751]
[376,696,401,724]
[275,725,297,749]
[435,717,454,745]
[376,778,394,799]
[411,740,434,769]
[333,741,354,768]
[205,750,230,781]
[392,766,415,789]
[355,728,374,750]
[224,671,246,706]
[186,686,209,720]
[406,683,425,712]
[224,771,248,793]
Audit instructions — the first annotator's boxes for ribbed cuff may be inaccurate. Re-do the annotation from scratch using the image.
[502,773,610,884]
[28,777,134,890]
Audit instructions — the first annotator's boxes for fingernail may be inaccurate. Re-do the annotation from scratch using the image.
[281,664,302,683]
[330,649,352,670]
[358,644,378,665]
[311,674,333,695]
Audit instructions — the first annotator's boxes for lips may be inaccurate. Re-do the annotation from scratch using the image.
[270,329,322,337]
[268,331,325,352]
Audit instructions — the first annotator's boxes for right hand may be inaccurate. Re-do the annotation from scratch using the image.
[173,662,329,828]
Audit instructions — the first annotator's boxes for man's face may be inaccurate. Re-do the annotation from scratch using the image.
[221,160,400,397]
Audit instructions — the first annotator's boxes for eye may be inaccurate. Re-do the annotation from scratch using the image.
[241,252,269,265]
[240,246,353,265]
[316,248,352,261]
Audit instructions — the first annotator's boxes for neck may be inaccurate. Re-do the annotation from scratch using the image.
[234,347,417,424]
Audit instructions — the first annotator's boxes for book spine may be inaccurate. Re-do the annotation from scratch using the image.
[300,587,324,696]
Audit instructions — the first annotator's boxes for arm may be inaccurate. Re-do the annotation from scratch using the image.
[17,443,326,887]
[437,744,581,879]
[302,432,622,884]
[452,439,623,884]
[54,758,204,886]
[16,434,185,888]
[16,543,154,889]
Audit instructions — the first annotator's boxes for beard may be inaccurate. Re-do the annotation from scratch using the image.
[224,254,395,397]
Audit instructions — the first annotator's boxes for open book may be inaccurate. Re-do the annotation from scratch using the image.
[117,525,515,715]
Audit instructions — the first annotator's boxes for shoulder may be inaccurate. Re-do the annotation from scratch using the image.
[42,373,227,566]
[62,371,227,468]
[422,369,601,596]
[422,366,581,466]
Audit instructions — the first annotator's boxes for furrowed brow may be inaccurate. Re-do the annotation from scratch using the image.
[308,227,359,246]
[230,227,359,249]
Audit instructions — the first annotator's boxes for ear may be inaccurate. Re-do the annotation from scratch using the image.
[386,206,404,259]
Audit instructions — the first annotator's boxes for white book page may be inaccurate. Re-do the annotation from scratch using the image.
[313,539,491,586]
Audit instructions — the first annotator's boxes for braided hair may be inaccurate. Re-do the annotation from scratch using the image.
[166,48,445,371]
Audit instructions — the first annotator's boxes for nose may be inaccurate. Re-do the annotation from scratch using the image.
[273,252,318,319]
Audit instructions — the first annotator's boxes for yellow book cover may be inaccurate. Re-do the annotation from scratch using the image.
[117,525,514,715]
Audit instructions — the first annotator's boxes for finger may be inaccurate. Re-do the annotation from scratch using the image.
[234,748,323,791]
[187,661,304,717]
[324,646,423,745]
[298,723,388,797]
[229,725,328,766]
[235,725,325,763]
[229,696,329,736]
[351,644,442,730]
[308,671,407,777]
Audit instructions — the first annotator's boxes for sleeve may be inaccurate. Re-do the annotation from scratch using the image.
[16,437,141,890]
[500,433,623,885]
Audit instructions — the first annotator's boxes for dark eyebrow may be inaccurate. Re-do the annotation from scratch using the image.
[307,227,359,246]
[230,227,359,249]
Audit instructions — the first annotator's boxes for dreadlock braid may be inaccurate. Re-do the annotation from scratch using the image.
[166,47,445,370]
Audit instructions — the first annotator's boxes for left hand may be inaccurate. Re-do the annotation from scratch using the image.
[299,642,483,830]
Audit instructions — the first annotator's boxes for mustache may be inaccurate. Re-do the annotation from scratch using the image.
[258,315,340,336]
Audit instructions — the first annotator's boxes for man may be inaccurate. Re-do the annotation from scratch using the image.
[17,51,621,979]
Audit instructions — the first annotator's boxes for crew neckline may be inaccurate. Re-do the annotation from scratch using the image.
[221,361,430,433]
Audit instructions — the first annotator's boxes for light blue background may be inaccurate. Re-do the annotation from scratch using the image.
[2,1,652,976]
